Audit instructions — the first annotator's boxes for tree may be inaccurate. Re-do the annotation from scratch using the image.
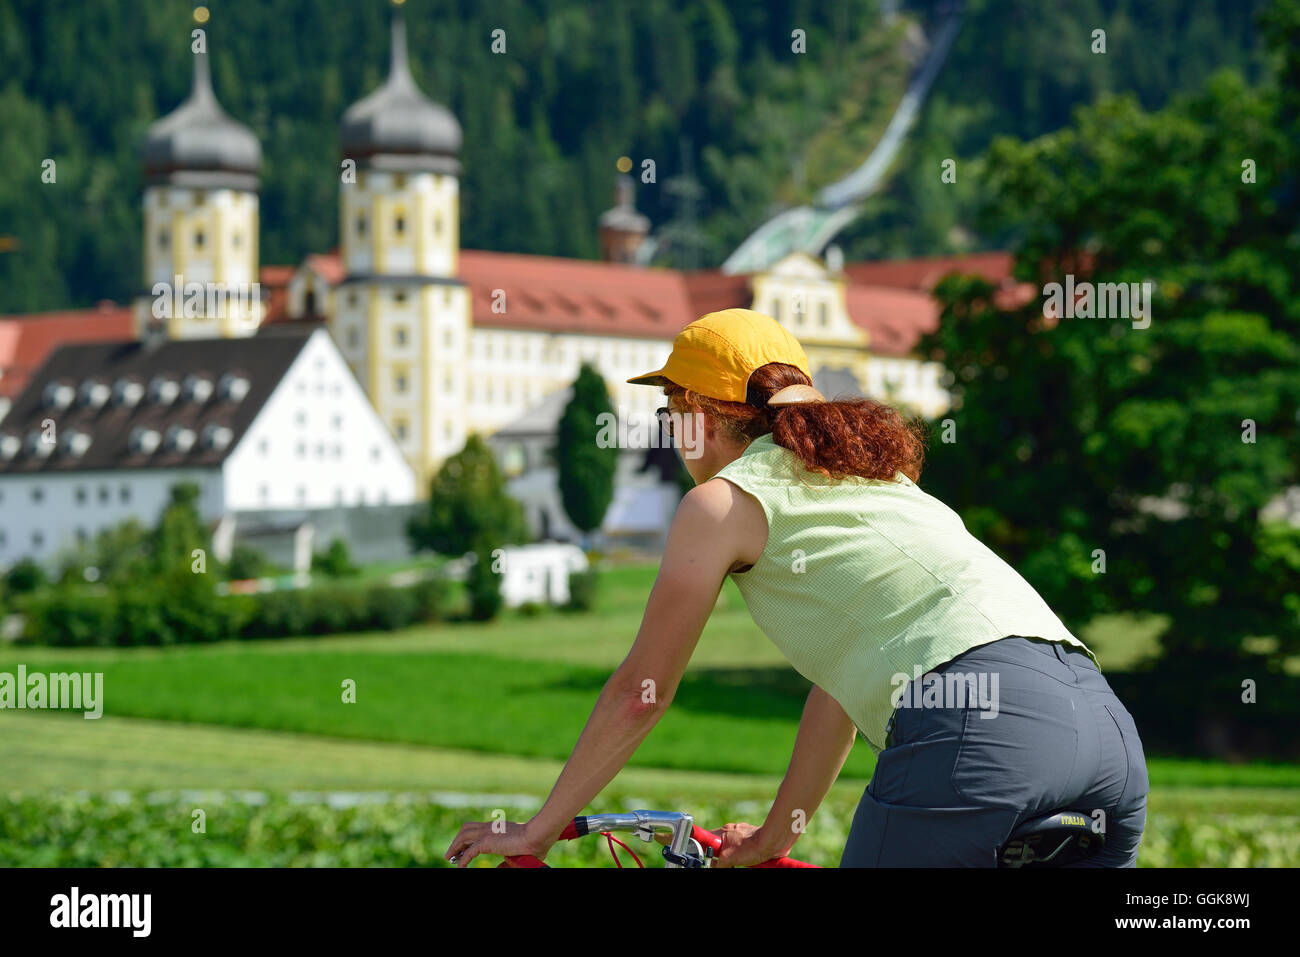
[919,32,1300,671]
[555,363,620,543]
[407,433,529,557]
[312,538,358,578]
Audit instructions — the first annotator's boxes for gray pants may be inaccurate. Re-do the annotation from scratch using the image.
[840,636,1148,867]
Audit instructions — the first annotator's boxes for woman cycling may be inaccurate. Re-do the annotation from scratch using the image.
[445,307,1148,868]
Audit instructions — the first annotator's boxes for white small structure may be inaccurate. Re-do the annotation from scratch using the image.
[495,543,588,607]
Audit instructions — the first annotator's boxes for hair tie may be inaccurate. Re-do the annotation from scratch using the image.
[766,384,826,407]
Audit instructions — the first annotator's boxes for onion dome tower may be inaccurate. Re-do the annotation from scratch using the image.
[135,9,263,340]
[332,0,469,491]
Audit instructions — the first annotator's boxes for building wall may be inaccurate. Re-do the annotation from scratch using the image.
[466,329,672,438]
[135,185,262,338]
[340,171,458,279]
[221,329,417,509]
[0,467,224,570]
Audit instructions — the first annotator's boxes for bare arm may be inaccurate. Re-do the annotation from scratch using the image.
[445,478,762,865]
[756,683,860,858]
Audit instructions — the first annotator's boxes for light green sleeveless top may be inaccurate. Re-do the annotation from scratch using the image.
[714,433,1098,754]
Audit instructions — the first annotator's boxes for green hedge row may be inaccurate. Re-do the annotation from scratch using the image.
[2,792,1297,867]
[19,577,446,647]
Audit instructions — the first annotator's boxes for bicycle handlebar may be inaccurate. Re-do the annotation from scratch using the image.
[498,814,818,868]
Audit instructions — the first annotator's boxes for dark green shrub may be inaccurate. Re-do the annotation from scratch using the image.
[411,576,446,623]
[22,587,118,647]
[465,550,502,621]
[365,584,418,630]
[312,539,358,578]
[5,558,47,595]
[563,567,599,612]
[226,545,273,581]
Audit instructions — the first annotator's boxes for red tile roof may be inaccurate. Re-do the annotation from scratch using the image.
[260,264,295,323]
[458,249,703,339]
[844,285,940,357]
[0,302,134,399]
[843,252,1016,291]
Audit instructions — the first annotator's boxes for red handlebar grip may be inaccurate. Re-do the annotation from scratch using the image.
[691,825,819,867]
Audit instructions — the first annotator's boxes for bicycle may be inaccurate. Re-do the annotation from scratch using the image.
[491,807,1106,868]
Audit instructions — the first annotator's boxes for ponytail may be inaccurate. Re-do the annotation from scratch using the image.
[665,362,926,483]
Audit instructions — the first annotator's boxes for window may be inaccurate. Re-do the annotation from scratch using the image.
[347,328,359,350]
[442,328,452,348]
[76,528,88,545]
[356,214,367,237]
[443,371,452,394]
[395,373,408,393]
[434,212,443,237]
[316,443,325,458]
[76,486,87,505]
[99,486,110,504]
[395,420,408,440]
[297,486,307,505]
[394,173,406,190]
[370,446,380,461]
[233,232,242,249]
[119,484,131,503]
[195,229,205,249]
[395,326,408,346]
[347,291,359,308]
[395,214,406,235]
[336,488,345,505]
[32,531,43,548]
[296,410,307,425]
[772,299,781,321]
[259,438,269,454]
[158,228,170,250]
[195,190,206,206]
[443,419,452,439]
[394,289,407,305]
[32,487,43,503]
[331,414,342,431]
[819,303,829,328]
[259,484,269,504]
[296,441,306,457]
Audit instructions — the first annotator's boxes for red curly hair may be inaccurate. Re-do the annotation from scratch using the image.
[664,362,926,482]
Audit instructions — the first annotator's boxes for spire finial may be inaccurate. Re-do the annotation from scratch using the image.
[389,1,411,86]
[191,6,213,102]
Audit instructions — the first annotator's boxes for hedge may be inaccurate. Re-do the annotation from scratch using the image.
[20,576,447,647]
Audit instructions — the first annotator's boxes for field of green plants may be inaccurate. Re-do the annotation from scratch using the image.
[3,563,1296,867]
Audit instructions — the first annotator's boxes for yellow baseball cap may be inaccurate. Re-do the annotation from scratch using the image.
[626,308,812,402]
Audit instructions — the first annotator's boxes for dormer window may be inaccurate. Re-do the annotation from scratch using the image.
[164,425,196,453]
[183,374,214,403]
[43,382,75,410]
[61,430,92,457]
[218,373,250,402]
[0,434,20,460]
[149,376,180,404]
[26,430,53,458]
[129,427,161,455]
[201,424,233,450]
[79,380,110,408]
[113,378,144,407]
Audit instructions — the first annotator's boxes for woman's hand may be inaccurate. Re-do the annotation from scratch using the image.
[444,819,554,868]
[708,822,788,868]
